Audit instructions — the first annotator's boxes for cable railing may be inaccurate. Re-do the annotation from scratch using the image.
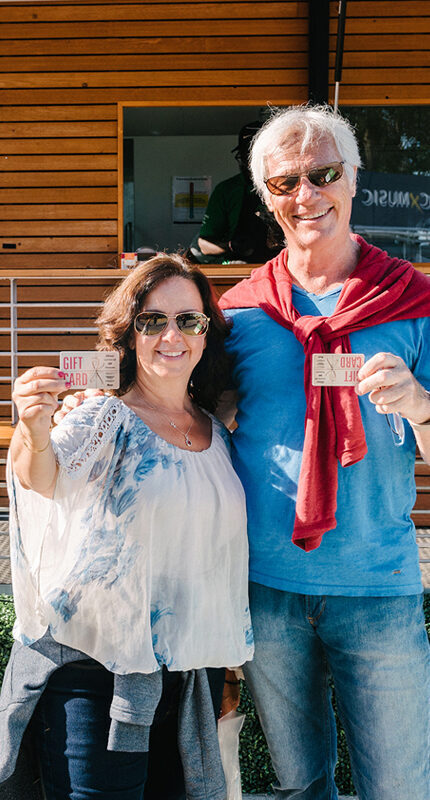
[0,272,122,425]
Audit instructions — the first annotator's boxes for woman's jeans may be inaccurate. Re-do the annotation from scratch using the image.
[243,582,430,800]
[31,662,225,800]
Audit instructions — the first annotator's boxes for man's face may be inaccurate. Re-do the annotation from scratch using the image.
[236,146,252,181]
[264,137,356,254]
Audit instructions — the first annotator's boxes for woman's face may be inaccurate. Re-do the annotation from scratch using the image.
[132,276,207,386]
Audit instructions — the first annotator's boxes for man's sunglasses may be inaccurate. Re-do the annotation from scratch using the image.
[264,161,344,196]
[134,310,210,337]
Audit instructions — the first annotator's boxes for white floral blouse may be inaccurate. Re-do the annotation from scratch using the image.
[8,396,254,674]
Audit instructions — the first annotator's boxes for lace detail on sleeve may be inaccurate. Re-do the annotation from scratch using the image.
[52,396,125,478]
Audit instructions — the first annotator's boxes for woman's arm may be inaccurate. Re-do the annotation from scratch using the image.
[10,367,67,496]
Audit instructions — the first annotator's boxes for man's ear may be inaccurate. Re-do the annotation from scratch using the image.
[265,194,275,213]
[351,166,358,198]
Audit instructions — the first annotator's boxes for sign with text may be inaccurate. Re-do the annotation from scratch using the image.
[351,170,430,228]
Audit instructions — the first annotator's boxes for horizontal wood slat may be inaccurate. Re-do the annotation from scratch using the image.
[0,19,308,39]
[0,53,305,73]
[332,67,430,85]
[330,51,430,68]
[0,68,305,90]
[1,172,117,186]
[0,87,307,105]
[0,204,117,220]
[330,86,430,103]
[0,237,117,252]
[0,106,117,121]
[0,138,117,154]
[333,1,430,16]
[329,18,430,35]
[16,334,98,350]
[334,34,430,52]
[0,253,118,268]
[0,221,117,235]
[0,2,307,23]
[0,154,116,170]
[0,122,117,137]
[0,188,117,202]
[0,35,306,58]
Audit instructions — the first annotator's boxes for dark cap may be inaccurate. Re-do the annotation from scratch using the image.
[231,121,262,154]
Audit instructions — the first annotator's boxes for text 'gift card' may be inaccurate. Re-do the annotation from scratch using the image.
[312,353,365,387]
[60,351,120,390]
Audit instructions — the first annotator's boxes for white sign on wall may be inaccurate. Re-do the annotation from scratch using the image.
[172,176,211,223]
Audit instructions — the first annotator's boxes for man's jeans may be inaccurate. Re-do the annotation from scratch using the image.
[243,582,430,800]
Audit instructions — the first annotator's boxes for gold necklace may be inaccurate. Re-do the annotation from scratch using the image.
[139,394,194,447]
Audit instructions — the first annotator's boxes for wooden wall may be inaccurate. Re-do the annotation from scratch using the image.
[329,1,430,105]
[0,0,308,270]
[1,1,429,270]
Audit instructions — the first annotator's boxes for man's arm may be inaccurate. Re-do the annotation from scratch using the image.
[197,237,229,256]
[215,390,238,431]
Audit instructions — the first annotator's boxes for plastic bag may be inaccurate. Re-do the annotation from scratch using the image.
[217,710,246,800]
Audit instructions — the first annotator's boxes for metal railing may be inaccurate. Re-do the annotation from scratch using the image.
[0,274,121,424]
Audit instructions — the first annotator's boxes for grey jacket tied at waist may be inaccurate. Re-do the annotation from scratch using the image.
[0,632,226,800]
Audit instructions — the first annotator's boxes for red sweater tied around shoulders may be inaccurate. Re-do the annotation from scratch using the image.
[219,235,430,551]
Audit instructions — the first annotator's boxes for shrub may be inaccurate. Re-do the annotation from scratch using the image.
[0,594,15,685]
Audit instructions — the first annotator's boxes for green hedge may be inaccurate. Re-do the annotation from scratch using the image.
[0,594,15,682]
[1,594,430,795]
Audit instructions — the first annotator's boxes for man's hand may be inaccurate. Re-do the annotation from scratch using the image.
[53,388,104,425]
[219,670,240,718]
[356,352,430,463]
[216,390,238,431]
[356,352,430,424]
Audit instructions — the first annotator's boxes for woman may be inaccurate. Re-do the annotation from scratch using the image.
[0,253,253,800]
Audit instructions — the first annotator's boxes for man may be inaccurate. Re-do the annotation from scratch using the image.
[219,104,430,799]
[189,121,283,264]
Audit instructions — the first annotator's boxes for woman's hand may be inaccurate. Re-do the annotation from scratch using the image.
[11,367,67,494]
[13,367,67,443]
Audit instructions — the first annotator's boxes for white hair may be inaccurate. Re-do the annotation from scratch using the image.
[250,104,362,203]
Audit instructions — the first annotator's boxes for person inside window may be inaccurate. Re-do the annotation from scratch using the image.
[189,121,284,264]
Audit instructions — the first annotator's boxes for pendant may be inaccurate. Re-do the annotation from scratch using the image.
[185,437,192,447]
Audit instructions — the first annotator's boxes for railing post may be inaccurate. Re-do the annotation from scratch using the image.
[10,278,17,426]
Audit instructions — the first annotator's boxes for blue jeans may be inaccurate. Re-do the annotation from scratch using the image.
[31,662,225,800]
[243,583,430,800]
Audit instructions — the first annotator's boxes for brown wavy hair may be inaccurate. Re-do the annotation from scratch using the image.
[96,253,232,412]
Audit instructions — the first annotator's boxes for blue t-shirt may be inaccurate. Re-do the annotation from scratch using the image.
[225,285,430,596]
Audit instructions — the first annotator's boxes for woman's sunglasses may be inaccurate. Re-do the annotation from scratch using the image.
[265,161,344,196]
[134,310,210,337]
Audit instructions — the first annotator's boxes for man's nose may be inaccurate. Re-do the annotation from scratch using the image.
[294,175,318,200]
